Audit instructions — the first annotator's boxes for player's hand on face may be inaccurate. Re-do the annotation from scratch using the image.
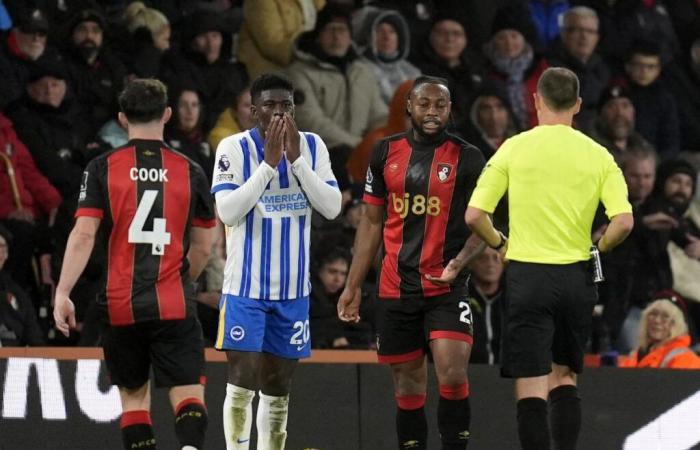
[425,258,463,286]
[53,293,76,337]
[284,114,301,163]
[338,287,362,323]
[264,115,285,167]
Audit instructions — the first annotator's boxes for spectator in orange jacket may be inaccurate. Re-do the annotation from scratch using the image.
[621,294,700,369]
[347,78,413,183]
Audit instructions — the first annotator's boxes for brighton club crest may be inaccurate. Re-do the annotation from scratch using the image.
[437,163,453,183]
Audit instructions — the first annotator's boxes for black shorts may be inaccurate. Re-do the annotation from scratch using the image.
[501,261,597,378]
[102,316,205,389]
[376,288,474,364]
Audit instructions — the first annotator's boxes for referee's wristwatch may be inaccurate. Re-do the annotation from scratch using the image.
[490,231,507,250]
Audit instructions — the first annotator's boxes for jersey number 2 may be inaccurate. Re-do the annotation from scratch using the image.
[128,190,171,255]
[459,301,472,325]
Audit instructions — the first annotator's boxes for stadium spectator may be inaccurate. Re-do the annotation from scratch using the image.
[0,225,45,346]
[528,0,570,53]
[410,15,484,124]
[0,111,60,299]
[467,247,505,365]
[54,78,216,450]
[484,4,548,130]
[586,83,655,164]
[160,8,248,133]
[310,249,373,349]
[165,87,214,183]
[195,225,226,347]
[208,85,255,151]
[548,6,610,129]
[617,159,697,352]
[212,73,341,449]
[286,3,387,188]
[339,76,486,450]
[578,0,679,69]
[623,40,680,159]
[121,1,171,78]
[621,295,700,369]
[352,6,421,105]
[459,82,519,160]
[347,78,413,183]
[63,7,127,137]
[0,7,58,110]
[237,0,326,80]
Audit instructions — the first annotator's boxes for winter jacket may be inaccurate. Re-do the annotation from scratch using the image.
[628,79,680,160]
[286,37,388,149]
[0,113,61,219]
[352,6,421,105]
[528,0,570,52]
[0,271,45,346]
[622,334,700,369]
[238,0,326,80]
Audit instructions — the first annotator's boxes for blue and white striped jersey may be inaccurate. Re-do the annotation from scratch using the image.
[211,127,339,300]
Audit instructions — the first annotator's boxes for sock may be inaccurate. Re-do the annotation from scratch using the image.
[549,385,581,450]
[174,397,208,449]
[438,383,471,449]
[223,384,255,450]
[395,394,427,450]
[256,392,290,450]
[517,398,550,450]
[120,410,156,450]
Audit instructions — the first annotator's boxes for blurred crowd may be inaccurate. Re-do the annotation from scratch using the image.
[1,0,700,368]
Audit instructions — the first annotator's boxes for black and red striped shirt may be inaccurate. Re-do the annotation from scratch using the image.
[363,130,485,299]
[76,139,216,326]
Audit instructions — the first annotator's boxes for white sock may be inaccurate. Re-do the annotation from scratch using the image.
[224,384,255,450]
[256,392,289,450]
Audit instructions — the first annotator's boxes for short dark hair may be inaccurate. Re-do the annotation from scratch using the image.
[118,78,168,123]
[537,67,579,111]
[410,75,451,99]
[626,39,662,61]
[250,73,294,105]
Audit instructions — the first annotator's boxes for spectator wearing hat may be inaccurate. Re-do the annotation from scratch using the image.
[548,6,610,129]
[586,83,655,164]
[62,7,127,136]
[623,39,680,160]
[161,8,248,133]
[409,14,485,125]
[237,0,326,80]
[286,4,387,187]
[352,6,421,106]
[0,225,45,347]
[0,7,60,109]
[484,3,549,130]
[0,111,61,297]
[616,159,698,352]
[620,294,700,369]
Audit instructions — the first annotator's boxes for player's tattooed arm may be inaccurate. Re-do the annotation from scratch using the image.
[426,233,486,286]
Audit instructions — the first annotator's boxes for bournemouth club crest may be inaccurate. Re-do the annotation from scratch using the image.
[437,163,453,183]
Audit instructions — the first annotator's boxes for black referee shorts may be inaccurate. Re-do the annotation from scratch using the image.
[501,261,597,378]
[102,316,205,389]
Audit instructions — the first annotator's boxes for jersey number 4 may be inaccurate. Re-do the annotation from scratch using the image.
[128,190,171,256]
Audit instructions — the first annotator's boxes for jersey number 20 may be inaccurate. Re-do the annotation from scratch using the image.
[128,189,171,255]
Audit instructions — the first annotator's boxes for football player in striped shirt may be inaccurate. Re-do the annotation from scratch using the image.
[211,73,342,449]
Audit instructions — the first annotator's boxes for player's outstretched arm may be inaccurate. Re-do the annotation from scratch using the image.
[188,225,215,281]
[338,203,384,323]
[54,216,101,337]
[426,233,487,286]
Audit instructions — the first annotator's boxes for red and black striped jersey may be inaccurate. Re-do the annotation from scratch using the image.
[75,139,216,326]
[363,130,485,299]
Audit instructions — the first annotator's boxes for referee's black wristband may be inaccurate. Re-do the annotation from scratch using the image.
[490,231,507,250]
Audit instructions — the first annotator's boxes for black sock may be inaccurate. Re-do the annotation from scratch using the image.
[174,399,208,449]
[438,396,471,449]
[517,397,550,450]
[120,410,156,450]
[396,407,428,450]
[549,385,581,450]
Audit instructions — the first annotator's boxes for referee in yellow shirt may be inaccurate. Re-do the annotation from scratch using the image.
[466,67,634,450]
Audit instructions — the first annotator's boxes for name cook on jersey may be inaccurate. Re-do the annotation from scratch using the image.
[129,167,169,182]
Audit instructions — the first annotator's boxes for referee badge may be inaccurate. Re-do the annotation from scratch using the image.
[437,163,453,183]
